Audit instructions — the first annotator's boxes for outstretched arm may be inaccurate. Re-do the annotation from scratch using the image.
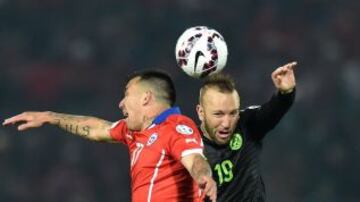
[182,153,217,202]
[2,111,114,142]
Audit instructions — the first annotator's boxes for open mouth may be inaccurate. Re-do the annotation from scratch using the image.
[122,111,129,118]
[218,131,231,139]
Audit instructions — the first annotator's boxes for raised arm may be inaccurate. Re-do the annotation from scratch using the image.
[2,111,114,142]
[181,153,217,202]
[243,61,297,139]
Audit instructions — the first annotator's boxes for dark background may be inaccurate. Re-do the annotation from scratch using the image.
[1,0,359,201]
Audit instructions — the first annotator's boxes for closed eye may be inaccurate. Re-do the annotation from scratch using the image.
[230,110,239,116]
[213,112,224,117]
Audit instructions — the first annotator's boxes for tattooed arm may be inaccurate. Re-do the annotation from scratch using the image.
[2,111,114,142]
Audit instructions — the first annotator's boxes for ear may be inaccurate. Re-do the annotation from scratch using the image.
[196,104,204,122]
[142,91,152,106]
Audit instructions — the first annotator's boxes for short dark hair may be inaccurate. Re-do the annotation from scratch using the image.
[127,70,176,106]
[199,73,236,103]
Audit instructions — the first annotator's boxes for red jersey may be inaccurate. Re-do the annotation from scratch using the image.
[110,107,204,202]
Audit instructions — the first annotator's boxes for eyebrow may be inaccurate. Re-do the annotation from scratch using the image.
[212,109,239,113]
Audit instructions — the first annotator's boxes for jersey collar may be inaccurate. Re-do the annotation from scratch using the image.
[151,106,181,125]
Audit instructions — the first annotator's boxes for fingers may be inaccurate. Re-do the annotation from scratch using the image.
[200,176,217,202]
[272,61,297,79]
[17,122,37,131]
[278,61,297,72]
[271,61,297,92]
[284,61,297,70]
[279,61,297,71]
[2,113,29,126]
[2,112,41,131]
[207,185,217,202]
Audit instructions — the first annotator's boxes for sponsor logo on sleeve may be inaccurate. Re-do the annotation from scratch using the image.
[176,124,194,135]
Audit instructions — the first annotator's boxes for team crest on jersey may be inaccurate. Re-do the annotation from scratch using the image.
[229,133,243,150]
[147,133,158,146]
[176,124,193,135]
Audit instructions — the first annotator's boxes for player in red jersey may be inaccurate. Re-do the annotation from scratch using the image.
[3,70,217,202]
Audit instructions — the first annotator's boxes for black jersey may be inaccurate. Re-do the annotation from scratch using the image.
[202,91,295,202]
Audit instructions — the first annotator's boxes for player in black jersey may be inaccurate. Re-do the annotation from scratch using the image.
[197,62,297,202]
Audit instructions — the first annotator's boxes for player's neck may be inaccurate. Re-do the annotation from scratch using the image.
[140,103,170,131]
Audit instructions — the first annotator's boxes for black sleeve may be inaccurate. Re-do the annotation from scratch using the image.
[240,89,295,140]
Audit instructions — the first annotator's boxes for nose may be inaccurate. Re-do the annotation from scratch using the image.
[221,115,231,129]
[119,98,125,109]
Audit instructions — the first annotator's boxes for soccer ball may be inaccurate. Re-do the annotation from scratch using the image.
[175,26,228,78]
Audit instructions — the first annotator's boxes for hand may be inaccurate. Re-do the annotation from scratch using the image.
[198,175,217,202]
[2,111,50,131]
[271,61,297,94]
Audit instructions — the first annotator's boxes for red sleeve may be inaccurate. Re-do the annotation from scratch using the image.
[167,116,204,161]
[109,120,129,144]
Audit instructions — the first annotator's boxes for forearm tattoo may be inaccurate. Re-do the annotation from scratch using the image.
[52,113,93,137]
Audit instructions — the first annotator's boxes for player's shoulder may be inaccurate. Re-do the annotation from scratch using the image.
[240,105,261,113]
[162,114,199,136]
[239,105,261,125]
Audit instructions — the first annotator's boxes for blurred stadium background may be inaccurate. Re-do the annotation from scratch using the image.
[1,0,359,201]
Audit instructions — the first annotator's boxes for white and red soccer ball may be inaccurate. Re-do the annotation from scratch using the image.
[175,26,228,78]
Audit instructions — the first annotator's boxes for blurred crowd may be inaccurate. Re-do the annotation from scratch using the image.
[1,0,359,201]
